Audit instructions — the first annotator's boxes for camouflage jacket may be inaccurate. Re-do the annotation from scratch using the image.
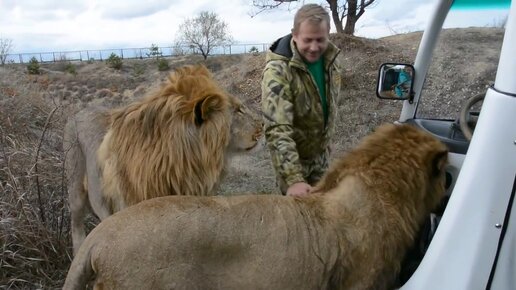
[261,34,341,186]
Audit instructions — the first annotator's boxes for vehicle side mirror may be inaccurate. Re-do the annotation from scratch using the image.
[376,63,415,101]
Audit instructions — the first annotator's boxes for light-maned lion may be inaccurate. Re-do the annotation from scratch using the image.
[63,64,261,255]
[63,124,448,290]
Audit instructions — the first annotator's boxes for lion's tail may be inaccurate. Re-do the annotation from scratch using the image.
[62,245,94,290]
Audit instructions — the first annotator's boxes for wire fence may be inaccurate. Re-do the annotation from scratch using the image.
[4,43,270,64]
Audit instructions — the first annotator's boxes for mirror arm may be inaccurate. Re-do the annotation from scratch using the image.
[409,90,415,104]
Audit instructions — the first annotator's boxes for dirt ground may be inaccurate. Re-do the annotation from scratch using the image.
[0,27,504,287]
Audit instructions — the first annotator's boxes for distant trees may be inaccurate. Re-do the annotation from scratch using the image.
[251,0,377,35]
[0,38,13,65]
[147,44,163,60]
[147,44,169,71]
[176,11,233,60]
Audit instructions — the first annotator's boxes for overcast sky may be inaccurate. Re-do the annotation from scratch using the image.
[0,0,509,53]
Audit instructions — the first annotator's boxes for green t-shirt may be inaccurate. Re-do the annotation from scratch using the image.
[306,58,328,125]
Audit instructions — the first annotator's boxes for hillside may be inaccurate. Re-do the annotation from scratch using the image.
[0,27,504,288]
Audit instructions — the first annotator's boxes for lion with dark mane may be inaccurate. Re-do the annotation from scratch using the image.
[64,123,448,290]
[63,64,261,254]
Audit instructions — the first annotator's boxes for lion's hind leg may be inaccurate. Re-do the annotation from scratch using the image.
[70,177,89,256]
[64,120,91,255]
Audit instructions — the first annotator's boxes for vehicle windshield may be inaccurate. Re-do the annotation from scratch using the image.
[415,1,509,119]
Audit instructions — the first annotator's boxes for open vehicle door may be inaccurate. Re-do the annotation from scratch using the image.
[376,0,516,289]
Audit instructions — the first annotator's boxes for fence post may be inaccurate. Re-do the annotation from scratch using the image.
[99,51,102,61]
[121,49,124,59]
[19,54,22,64]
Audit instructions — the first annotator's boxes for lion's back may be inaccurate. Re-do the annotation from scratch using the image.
[64,105,110,149]
[63,106,110,187]
[81,194,333,289]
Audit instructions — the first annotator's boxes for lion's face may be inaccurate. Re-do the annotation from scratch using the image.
[98,65,264,204]
[228,98,262,152]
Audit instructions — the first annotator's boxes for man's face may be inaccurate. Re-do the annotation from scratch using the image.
[292,19,329,63]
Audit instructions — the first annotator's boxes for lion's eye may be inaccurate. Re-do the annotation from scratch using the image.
[235,107,244,115]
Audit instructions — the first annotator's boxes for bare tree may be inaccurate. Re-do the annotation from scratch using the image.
[0,38,14,65]
[251,0,297,12]
[176,11,233,60]
[251,0,377,35]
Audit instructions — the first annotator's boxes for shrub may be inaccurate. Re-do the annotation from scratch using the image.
[27,57,40,74]
[157,58,170,71]
[65,62,77,75]
[106,53,122,70]
[132,63,145,77]
[96,88,113,98]
[249,46,259,54]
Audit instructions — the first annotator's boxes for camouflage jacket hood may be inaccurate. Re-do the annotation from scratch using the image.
[261,34,341,186]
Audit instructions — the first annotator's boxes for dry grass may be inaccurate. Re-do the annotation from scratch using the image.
[0,74,73,288]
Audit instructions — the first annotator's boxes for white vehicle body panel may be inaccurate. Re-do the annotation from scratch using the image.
[402,89,516,289]
[396,0,516,289]
[490,193,516,289]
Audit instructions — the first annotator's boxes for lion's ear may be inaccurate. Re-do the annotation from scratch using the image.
[431,149,448,176]
[194,95,224,126]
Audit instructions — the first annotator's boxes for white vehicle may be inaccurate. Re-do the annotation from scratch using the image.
[376,0,516,289]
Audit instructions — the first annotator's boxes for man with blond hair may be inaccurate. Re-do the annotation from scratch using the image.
[261,3,341,196]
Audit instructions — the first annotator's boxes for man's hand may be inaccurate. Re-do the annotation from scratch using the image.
[287,182,312,197]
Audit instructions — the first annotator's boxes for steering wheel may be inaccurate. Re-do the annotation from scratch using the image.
[459,93,485,141]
